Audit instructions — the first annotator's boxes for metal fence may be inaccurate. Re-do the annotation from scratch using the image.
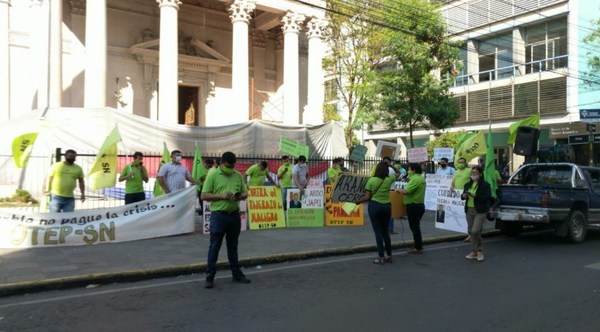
[0,150,435,212]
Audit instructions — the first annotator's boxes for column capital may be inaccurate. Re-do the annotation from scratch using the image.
[228,0,255,24]
[156,0,181,10]
[0,0,11,5]
[306,17,327,39]
[282,12,305,34]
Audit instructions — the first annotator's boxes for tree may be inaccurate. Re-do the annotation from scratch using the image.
[583,12,600,85]
[323,103,342,122]
[323,0,386,150]
[372,0,462,148]
[425,131,464,157]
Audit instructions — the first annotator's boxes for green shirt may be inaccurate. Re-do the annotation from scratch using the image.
[49,162,84,197]
[246,164,269,186]
[120,163,147,194]
[327,167,342,184]
[277,163,292,188]
[403,174,426,205]
[202,166,247,213]
[453,167,471,192]
[365,175,396,204]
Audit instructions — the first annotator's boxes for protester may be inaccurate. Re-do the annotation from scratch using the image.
[45,149,85,213]
[277,155,292,208]
[326,157,343,185]
[157,150,198,194]
[435,157,455,175]
[395,163,426,254]
[245,160,278,187]
[118,151,149,205]
[376,157,401,234]
[292,155,309,195]
[461,165,492,262]
[201,151,250,289]
[357,162,397,264]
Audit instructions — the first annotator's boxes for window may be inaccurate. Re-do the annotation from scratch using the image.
[525,18,567,73]
[478,35,513,82]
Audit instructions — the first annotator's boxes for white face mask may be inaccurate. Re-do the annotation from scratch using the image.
[471,175,480,181]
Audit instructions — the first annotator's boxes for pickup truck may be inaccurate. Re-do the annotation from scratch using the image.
[490,163,600,243]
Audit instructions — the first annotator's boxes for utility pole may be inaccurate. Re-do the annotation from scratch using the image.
[587,123,596,166]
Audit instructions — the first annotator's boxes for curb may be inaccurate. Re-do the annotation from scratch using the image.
[0,230,501,297]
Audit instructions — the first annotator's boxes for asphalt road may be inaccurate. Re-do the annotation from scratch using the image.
[2,231,600,332]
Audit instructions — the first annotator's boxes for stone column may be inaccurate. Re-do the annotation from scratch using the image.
[157,0,181,124]
[229,0,255,122]
[29,0,49,111]
[84,0,107,108]
[0,0,10,120]
[304,17,327,125]
[49,0,62,108]
[281,12,305,125]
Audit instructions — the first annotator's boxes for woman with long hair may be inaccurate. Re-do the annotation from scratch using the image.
[357,161,397,264]
[461,165,492,262]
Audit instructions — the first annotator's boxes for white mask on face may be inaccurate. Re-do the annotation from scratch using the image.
[471,175,480,181]
[174,155,182,163]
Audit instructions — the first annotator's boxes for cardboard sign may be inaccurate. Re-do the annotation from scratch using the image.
[374,141,401,160]
[349,145,368,162]
[433,148,454,162]
[408,147,428,162]
[331,174,369,203]
[325,185,364,226]
[247,186,286,230]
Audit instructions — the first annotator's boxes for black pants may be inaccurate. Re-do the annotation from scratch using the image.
[406,203,425,250]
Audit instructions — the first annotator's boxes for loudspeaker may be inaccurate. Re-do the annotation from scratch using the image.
[514,127,540,156]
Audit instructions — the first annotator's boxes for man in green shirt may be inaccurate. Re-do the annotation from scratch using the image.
[118,151,149,205]
[277,155,292,208]
[45,149,85,213]
[396,163,426,254]
[327,157,343,185]
[201,151,250,289]
[245,160,278,187]
[450,157,471,192]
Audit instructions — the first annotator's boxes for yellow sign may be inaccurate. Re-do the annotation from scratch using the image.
[247,186,286,230]
[325,185,364,226]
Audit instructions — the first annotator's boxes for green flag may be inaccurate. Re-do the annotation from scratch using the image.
[89,125,122,190]
[454,131,487,162]
[455,132,476,151]
[153,142,171,197]
[507,114,539,144]
[484,124,498,199]
[192,142,207,190]
[12,132,38,168]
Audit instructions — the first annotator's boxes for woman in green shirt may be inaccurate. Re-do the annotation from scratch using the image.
[461,165,492,262]
[396,163,426,254]
[357,162,397,264]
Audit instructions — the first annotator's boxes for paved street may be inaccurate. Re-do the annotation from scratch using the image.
[1,230,600,331]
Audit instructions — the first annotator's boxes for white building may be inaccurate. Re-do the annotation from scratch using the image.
[0,0,327,127]
[362,0,600,169]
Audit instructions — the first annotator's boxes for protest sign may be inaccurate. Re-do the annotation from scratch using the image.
[349,145,368,162]
[331,174,369,203]
[408,147,428,163]
[374,141,401,160]
[325,185,364,226]
[433,148,454,162]
[425,174,467,233]
[279,137,309,158]
[247,186,286,230]
[286,188,324,227]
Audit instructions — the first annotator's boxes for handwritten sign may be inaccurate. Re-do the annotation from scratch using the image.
[426,175,467,233]
[247,186,286,230]
[433,148,454,162]
[279,136,309,158]
[331,174,369,203]
[350,145,368,162]
[325,185,364,226]
[408,147,428,162]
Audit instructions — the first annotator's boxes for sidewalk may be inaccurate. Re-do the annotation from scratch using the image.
[0,211,498,296]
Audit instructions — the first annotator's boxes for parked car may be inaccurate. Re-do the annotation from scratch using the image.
[490,163,600,243]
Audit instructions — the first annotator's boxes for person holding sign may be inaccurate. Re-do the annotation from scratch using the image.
[395,163,426,254]
[201,151,250,289]
[356,162,397,265]
[326,158,344,185]
[461,165,492,262]
[292,155,310,195]
[277,155,293,208]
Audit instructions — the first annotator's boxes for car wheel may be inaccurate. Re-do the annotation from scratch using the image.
[566,210,587,243]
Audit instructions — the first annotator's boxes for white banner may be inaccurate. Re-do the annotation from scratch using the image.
[0,187,197,248]
[407,147,428,162]
[426,175,467,233]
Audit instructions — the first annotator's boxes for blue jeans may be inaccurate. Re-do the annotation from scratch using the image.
[281,187,289,209]
[368,201,392,257]
[49,195,75,213]
[206,211,242,276]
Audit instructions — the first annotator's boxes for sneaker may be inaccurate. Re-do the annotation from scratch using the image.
[232,274,251,284]
[476,252,484,262]
[465,252,477,260]
[205,276,215,289]
[407,248,423,254]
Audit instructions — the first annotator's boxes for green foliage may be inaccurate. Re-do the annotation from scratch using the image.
[0,189,38,205]
[323,104,342,122]
[368,0,462,147]
[583,13,600,86]
[425,131,464,157]
[324,0,387,150]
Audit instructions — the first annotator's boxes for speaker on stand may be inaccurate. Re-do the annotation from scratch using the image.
[513,126,540,156]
